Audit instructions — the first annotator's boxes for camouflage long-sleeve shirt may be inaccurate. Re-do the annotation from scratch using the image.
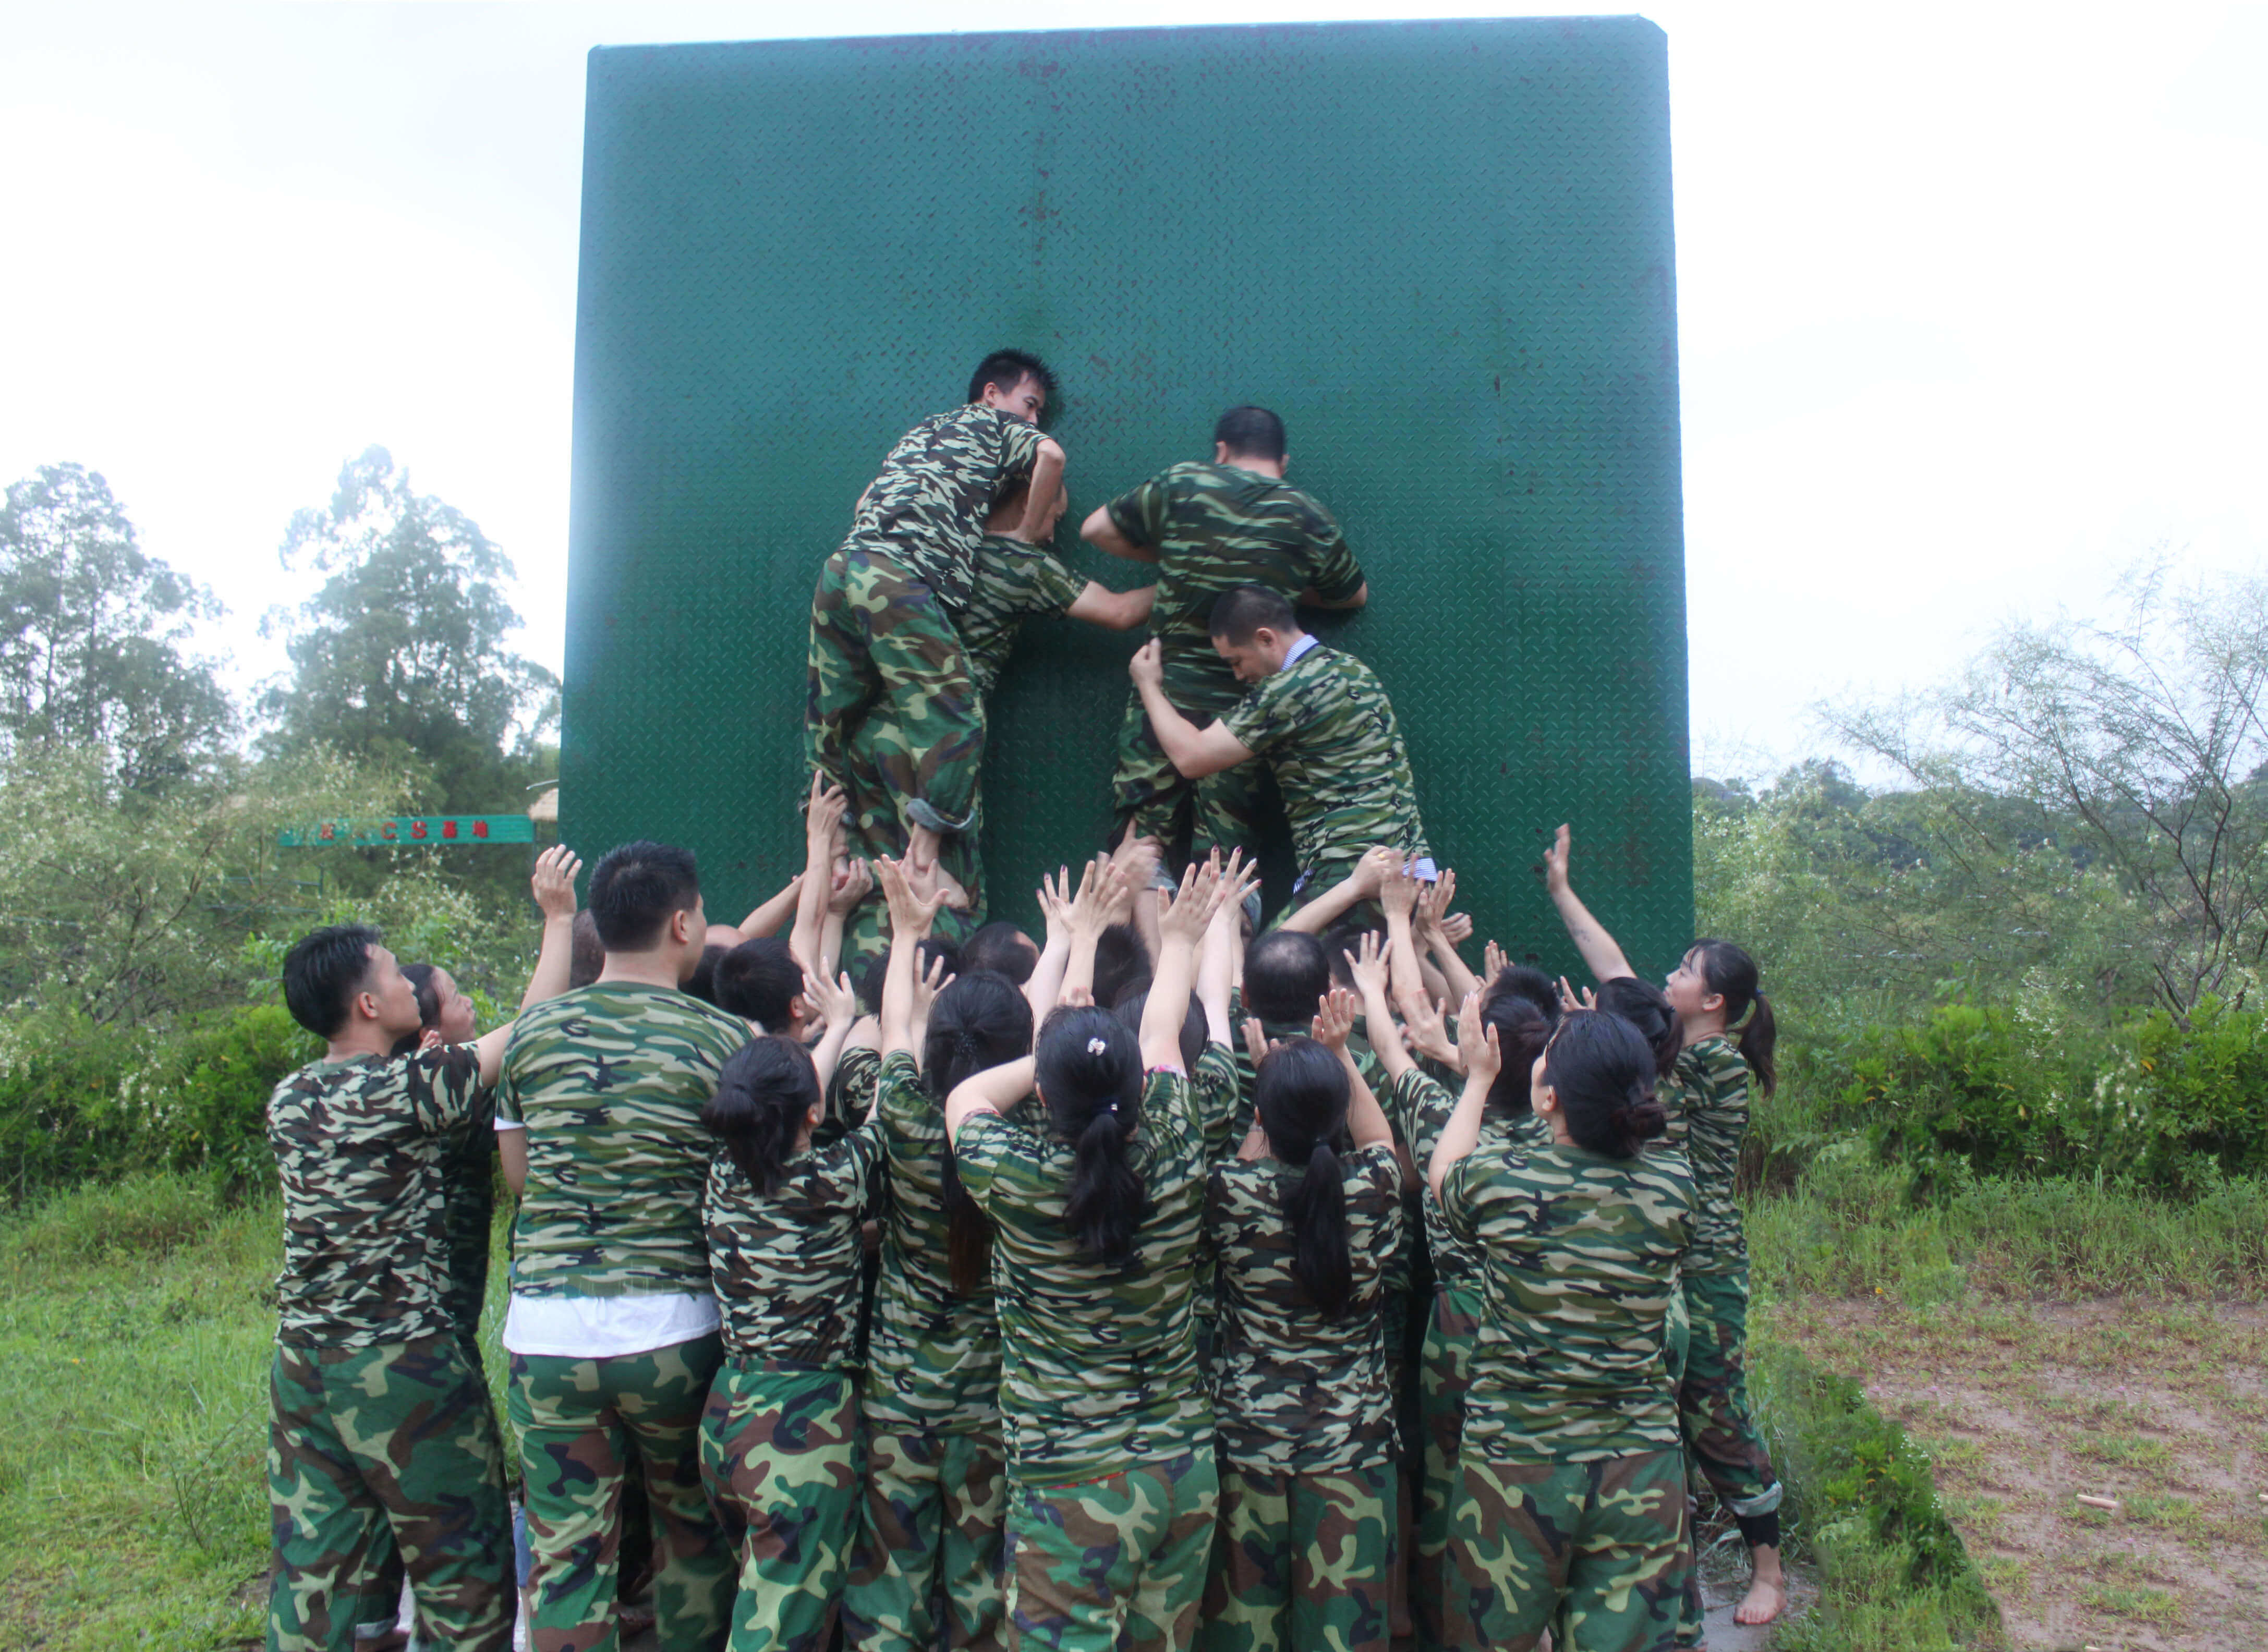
[955,1067,1212,1487]
[268,1046,481,1348]
[704,1117,883,1369]
[1220,643,1431,879]
[1441,1140,1694,1462]
[496,983,750,1298]
[843,405,1046,612]
[1207,1141,1403,1474]
[1663,1034,1752,1276]
[863,1051,1001,1432]
[959,533,1089,699]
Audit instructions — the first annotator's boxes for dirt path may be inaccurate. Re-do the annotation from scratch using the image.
[1769,1296,2268,1650]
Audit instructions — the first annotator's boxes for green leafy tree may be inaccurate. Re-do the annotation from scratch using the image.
[260,447,557,812]
[0,464,232,792]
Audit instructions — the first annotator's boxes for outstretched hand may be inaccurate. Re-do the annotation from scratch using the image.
[1557,975,1597,1013]
[1418,867,1458,936]
[531,845,583,920]
[875,855,944,938]
[1456,987,1501,1080]
[804,967,859,1035]
[1398,987,1461,1068]
[1344,929,1390,1001]
[1542,823,1573,895]
[1158,856,1228,946]
[828,857,874,916]
[909,951,954,1023]
[1381,865,1422,921]
[1311,986,1359,1052]
[1351,845,1401,897]
[1241,1015,1278,1069]
[1484,940,1509,981]
[805,774,848,849]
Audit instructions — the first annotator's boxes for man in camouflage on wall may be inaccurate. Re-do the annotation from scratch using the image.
[806,348,1066,862]
[1082,405,1368,865]
[1126,585,1432,924]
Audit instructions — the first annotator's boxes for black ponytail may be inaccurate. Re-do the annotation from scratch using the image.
[1596,976,1682,1079]
[1691,939,1777,1095]
[924,970,1034,1295]
[1542,1010,1667,1160]
[703,1036,822,1194]
[1255,1037,1354,1320]
[1035,1005,1146,1268]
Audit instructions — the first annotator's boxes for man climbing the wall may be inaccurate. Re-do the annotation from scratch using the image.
[1083,404,1368,869]
[806,347,1066,863]
[1126,584,1432,922]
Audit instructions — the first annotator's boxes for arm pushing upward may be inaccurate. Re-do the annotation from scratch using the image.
[1542,823,1636,983]
[1010,440,1066,542]
[1127,639,1252,780]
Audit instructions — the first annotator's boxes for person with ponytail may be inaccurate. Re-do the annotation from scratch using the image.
[1543,824,1788,1631]
[942,856,1250,1651]
[698,964,876,1652]
[841,858,1032,1652]
[1199,984,1401,1652]
[1427,1006,1695,1651]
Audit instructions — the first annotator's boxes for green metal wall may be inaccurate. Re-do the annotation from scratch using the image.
[563,17,1693,977]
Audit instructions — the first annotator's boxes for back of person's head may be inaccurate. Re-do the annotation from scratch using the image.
[589,840,702,952]
[1033,1005,1146,1268]
[1093,921,1150,1011]
[1214,404,1288,463]
[1208,585,1299,648]
[568,909,604,988]
[1244,929,1330,1025]
[715,937,801,1029]
[1478,992,1552,1117]
[282,924,383,1039]
[1113,985,1204,1074]
[1690,939,1777,1094]
[1254,1037,1355,1319]
[1321,924,1381,991]
[926,970,1035,1295]
[1543,1010,1668,1159]
[859,937,963,1014]
[387,962,446,1058]
[684,944,729,1005]
[1596,976,1682,1079]
[1488,965,1561,1027]
[962,921,1040,986]
[702,1036,821,1196]
[967,348,1057,406]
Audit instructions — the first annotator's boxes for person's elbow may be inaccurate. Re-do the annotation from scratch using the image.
[1325,581,1370,611]
[1079,506,1117,546]
[1035,437,1065,465]
[1101,591,1150,631]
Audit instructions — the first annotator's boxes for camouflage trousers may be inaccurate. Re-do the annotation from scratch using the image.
[1679,1268,1778,1519]
[1005,1449,1218,1652]
[834,713,988,970]
[841,1421,1008,1652]
[808,545,985,837]
[266,1334,514,1652]
[1452,1449,1691,1652]
[698,1363,862,1652]
[1109,666,1265,864]
[1412,1284,1481,1652]
[508,1333,733,1652]
[442,1150,494,1375]
[1200,1462,1393,1652]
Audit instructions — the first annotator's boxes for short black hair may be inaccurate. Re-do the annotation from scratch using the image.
[588,840,701,952]
[1321,924,1382,991]
[1093,922,1151,1013]
[715,937,803,1029]
[282,924,383,1038]
[967,349,1057,406]
[854,936,963,1016]
[1244,929,1331,1025]
[1208,585,1299,647]
[962,921,1040,986]
[684,944,729,1005]
[1214,405,1287,462]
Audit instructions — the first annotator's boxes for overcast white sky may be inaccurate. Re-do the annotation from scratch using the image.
[3,2,2263,784]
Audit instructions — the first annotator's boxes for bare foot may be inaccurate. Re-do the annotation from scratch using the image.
[1735,1547,1789,1625]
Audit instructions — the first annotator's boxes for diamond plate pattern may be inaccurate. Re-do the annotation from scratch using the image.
[563,17,1692,977]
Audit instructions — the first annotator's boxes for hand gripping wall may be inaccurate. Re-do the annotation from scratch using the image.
[562,17,1692,977]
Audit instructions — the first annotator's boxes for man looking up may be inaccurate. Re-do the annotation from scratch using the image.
[496,840,754,1652]
[807,348,1066,845]
[1084,404,1367,866]
[1127,585,1432,922]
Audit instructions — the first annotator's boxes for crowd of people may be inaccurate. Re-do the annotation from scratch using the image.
[263,352,1784,1652]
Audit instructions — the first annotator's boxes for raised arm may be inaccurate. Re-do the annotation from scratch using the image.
[820,856,873,980]
[1196,878,1240,1047]
[875,856,943,1060]
[474,845,585,1087]
[1129,640,1253,779]
[1381,865,1429,1006]
[1428,989,1500,1201]
[1060,856,1127,1006]
[802,966,859,1096]
[1418,869,1482,1003]
[789,776,850,972]
[1023,865,1075,1018]
[1142,859,1233,1069]
[1312,985,1391,1149]
[734,872,805,941]
[1543,823,1635,982]
[1277,845,1398,936]
[1081,504,1159,564]
[1012,440,1065,541]
[1345,930,1417,1084]
[1066,581,1158,631]
[946,1053,1036,1144]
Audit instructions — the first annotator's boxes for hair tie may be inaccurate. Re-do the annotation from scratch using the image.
[1087,1036,1108,1056]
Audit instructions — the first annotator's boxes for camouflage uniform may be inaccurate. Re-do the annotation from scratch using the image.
[440,1087,498,1367]
[1200,1142,1403,1652]
[1217,644,1430,909]
[1102,462,1365,860]
[807,405,1046,840]
[264,1047,514,1652]
[843,1052,1009,1652]
[1439,1139,1697,1652]
[700,1118,884,1652]
[1187,1041,1251,1369]
[498,983,753,1652]
[954,1067,1216,1651]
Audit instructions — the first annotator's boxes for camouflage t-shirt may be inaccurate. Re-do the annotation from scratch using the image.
[268,1047,481,1348]
[1664,1035,1752,1276]
[955,1068,1212,1486]
[864,1050,1001,1432]
[960,533,1087,700]
[1388,1067,1550,1294]
[1207,1141,1403,1474]
[826,1042,883,1139]
[1442,1141,1694,1462]
[1220,645,1430,880]
[496,983,750,1298]
[1190,1040,1249,1333]
[844,405,1046,612]
[704,1119,883,1369]
[1107,461,1363,713]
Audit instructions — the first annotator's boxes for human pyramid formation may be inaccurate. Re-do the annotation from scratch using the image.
[263,349,1785,1652]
